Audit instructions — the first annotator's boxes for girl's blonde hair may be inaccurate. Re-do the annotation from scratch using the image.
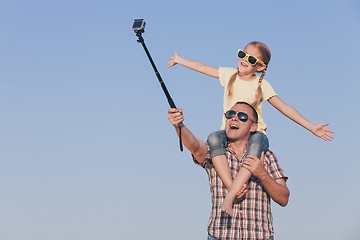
[227,41,271,108]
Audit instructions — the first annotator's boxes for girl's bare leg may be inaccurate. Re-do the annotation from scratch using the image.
[221,167,252,216]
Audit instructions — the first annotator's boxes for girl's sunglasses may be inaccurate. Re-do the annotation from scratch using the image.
[224,110,256,123]
[237,49,265,66]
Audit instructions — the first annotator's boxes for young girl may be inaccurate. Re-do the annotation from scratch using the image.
[168,41,334,215]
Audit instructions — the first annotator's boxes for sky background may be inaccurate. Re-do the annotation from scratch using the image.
[0,0,359,239]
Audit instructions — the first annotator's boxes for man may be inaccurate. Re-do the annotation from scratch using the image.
[168,102,289,240]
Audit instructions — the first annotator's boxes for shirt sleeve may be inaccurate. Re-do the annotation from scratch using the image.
[218,67,238,88]
[261,80,277,101]
[264,150,288,181]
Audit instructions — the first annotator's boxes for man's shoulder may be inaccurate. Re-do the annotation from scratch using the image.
[265,149,276,157]
[264,149,288,181]
[264,149,278,163]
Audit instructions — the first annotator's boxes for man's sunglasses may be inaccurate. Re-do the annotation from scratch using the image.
[224,110,256,123]
[237,49,265,66]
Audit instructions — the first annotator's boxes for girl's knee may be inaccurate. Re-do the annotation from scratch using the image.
[249,132,269,148]
[207,130,227,147]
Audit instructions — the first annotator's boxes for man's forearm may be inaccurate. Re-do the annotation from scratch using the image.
[243,155,290,207]
[259,173,290,207]
[174,124,207,163]
[168,108,208,163]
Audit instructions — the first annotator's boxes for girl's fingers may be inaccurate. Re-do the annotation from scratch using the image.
[320,132,334,141]
[321,123,329,127]
[326,135,333,141]
[326,134,334,139]
[226,210,232,216]
[325,129,335,134]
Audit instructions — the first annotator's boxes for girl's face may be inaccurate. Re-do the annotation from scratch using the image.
[237,45,266,75]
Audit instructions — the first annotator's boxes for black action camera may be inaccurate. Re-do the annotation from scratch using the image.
[131,19,146,35]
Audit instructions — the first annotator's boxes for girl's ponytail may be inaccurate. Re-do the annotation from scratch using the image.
[248,41,271,108]
[227,69,239,98]
[252,68,266,108]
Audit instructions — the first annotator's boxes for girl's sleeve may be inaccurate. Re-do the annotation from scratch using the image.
[262,80,277,101]
[218,67,237,88]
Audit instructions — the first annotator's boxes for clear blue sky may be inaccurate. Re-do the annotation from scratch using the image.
[0,0,359,239]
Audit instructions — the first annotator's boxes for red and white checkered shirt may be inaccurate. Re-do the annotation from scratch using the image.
[194,143,288,240]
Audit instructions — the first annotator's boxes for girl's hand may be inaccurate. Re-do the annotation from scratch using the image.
[168,50,179,68]
[311,123,334,141]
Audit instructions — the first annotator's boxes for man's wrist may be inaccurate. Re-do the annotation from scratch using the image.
[257,171,269,182]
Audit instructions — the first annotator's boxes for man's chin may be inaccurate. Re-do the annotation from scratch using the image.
[226,134,238,141]
[226,129,239,138]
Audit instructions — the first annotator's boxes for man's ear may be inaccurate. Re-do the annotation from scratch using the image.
[250,123,258,133]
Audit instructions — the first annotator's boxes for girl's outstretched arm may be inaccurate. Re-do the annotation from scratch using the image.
[168,50,219,78]
[268,96,334,141]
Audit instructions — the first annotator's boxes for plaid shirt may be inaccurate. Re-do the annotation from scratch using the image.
[194,143,288,240]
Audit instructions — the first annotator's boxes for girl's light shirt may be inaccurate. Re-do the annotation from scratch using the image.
[219,67,277,133]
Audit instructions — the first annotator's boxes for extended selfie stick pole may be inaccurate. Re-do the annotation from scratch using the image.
[133,20,183,151]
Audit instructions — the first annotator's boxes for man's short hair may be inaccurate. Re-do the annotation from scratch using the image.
[234,102,258,123]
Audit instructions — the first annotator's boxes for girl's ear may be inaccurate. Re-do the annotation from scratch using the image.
[256,64,266,72]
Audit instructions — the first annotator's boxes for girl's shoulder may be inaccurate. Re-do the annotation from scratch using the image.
[218,67,237,81]
[219,67,237,74]
[261,77,273,86]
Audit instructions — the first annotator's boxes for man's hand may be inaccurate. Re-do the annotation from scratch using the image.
[243,152,290,207]
[167,108,208,164]
[242,153,267,180]
[168,108,184,127]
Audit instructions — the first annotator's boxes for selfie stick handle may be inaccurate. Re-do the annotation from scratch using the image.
[136,34,183,152]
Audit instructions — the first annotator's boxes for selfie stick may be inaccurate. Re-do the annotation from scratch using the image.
[132,19,183,151]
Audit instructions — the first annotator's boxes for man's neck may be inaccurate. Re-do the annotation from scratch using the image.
[229,139,249,157]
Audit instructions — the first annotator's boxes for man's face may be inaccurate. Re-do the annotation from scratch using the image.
[225,103,258,141]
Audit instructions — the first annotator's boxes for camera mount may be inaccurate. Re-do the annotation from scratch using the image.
[132,19,183,151]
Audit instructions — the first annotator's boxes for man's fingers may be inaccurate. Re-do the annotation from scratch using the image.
[246,155,255,159]
[174,116,184,123]
[168,108,184,126]
[260,152,265,162]
[242,164,251,172]
[168,108,179,113]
